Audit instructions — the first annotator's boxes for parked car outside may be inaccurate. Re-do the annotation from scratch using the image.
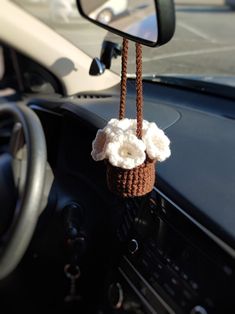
[81,0,128,24]
[49,0,76,23]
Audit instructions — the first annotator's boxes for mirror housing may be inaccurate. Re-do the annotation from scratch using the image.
[76,0,175,47]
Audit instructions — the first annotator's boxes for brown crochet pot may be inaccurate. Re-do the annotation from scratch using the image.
[106,39,156,198]
[106,158,156,198]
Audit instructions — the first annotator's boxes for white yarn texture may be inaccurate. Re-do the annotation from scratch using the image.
[91,118,171,169]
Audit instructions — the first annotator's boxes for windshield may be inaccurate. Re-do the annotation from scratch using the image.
[10,0,235,83]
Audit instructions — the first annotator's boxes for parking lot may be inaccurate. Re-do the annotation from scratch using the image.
[5,1,235,76]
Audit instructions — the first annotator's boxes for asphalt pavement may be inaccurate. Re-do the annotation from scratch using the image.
[139,3,235,76]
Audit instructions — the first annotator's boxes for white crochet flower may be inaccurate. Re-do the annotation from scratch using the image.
[107,118,132,131]
[118,119,151,138]
[104,124,124,140]
[91,124,124,161]
[91,118,171,167]
[143,124,171,161]
[142,120,151,135]
[106,133,146,169]
[91,129,108,161]
[107,118,153,136]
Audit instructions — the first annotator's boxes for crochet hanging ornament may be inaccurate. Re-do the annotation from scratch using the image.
[91,39,171,197]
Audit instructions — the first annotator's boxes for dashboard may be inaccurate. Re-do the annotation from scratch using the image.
[109,188,234,313]
[23,78,235,314]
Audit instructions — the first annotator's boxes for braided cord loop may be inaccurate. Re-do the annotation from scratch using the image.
[119,38,129,120]
[119,39,144,140]
[136,43,143,139]
[107,38,155,198]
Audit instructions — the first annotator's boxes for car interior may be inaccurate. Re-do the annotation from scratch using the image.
[0,0,234,313]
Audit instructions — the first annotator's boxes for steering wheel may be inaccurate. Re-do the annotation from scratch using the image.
[0,103,47,280]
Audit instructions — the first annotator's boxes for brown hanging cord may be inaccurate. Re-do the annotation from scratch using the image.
[119,39,143,140]
[136,43,143,139]
[119,38,129,120]
[106,38,155,198]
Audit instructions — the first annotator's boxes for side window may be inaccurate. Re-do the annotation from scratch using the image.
[0,44,17,97]
[0,45,16,98]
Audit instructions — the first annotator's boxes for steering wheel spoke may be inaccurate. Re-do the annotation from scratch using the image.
[0,102,47,280]
[9,122,24,158]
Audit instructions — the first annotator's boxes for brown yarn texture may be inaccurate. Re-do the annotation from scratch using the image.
[107,39,156,198]
[119,38,128,120]
[107,158,155,198]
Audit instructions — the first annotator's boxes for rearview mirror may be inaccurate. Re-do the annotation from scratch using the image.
[76,0,175,47]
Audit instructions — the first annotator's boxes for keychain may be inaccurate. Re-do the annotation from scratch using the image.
[64,264,81,303]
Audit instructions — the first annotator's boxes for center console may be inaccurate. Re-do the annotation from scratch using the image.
[107,188,235,314]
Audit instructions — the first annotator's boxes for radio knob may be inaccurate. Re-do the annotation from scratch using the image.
[108,282,123,309]
[128,239,139,254]
[190,305,208,314]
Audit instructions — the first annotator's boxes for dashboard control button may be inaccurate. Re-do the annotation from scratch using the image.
[190,280,199,290]
[181,272,189,281]
[190,305,208,314]
[166,257,171,264]
[171,277,179,286]
[173,264,180,272]
[128,239,139,254]
[157,263,163,271]
[108,282,124,309]
[149,198,157,209]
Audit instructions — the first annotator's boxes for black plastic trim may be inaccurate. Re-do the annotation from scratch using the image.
[76,0,175,47]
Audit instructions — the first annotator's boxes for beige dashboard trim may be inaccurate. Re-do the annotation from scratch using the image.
[0,0,120,96]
